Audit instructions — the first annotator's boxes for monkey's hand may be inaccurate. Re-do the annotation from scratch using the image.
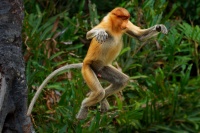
[87,29,108,44]
[155,24,168,34]
[95,29,108,44]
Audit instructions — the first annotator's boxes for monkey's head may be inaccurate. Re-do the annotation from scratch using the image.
[110,7,130,31]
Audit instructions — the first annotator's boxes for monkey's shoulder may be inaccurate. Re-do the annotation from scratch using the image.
[105,31,122,44]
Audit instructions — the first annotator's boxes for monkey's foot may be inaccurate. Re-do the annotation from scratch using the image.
[76,107,88,120]
[100,99,110,113]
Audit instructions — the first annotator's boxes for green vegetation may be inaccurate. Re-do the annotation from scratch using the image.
[24,0,200,132]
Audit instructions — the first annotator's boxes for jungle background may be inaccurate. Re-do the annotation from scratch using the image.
[24,0,200,132]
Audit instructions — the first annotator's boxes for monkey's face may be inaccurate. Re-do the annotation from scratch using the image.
[111,15,129,31]
[110,7,130,31]
[120,19,129,30]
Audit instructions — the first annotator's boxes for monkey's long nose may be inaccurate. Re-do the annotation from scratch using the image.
[121,23,127,30]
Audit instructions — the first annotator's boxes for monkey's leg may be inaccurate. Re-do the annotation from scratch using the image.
[77,64,105,120]
[96,66,129,112]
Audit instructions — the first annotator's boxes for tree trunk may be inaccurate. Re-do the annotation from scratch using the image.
[0,0,34,132]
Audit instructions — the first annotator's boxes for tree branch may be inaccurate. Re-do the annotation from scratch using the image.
[0,76,6,112]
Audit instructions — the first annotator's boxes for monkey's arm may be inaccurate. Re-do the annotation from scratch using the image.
[86,28,108,44]
[125,21,168,41]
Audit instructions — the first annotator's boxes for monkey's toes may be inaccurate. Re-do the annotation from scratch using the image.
[76,107,88,120]
[100,100,110,112]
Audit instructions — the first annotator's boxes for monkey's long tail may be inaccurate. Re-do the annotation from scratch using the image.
[27,63,83,116]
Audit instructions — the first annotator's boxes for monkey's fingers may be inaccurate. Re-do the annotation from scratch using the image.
[96,35,103,44]
[161,25,168,34]
[156,24,168,34]
[96,30,108,44]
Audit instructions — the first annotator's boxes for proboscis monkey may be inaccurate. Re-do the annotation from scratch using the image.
[76,7,168,119]
[27,7,167,120]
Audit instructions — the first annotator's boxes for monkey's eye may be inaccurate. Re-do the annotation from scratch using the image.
[121,16,128,20]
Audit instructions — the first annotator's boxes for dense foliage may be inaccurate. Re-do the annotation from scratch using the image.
[24,0,200,132]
